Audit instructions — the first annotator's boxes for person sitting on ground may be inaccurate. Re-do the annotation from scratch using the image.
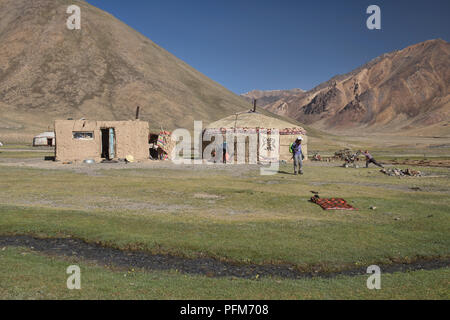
[290,136,304,175]
[360,150,384,168]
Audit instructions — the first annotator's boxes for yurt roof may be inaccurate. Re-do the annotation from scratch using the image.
[205,112,305,131]
[34,132,55,138]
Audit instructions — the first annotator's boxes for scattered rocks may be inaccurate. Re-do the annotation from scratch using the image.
[380,168,422,177]
[343,163,360,169]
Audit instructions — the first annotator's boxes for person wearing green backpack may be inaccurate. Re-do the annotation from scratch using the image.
[290,136,304,175]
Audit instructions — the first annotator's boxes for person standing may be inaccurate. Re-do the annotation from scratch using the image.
[222,142,228,164]
[361,150,384,168]
[290,137,304,175]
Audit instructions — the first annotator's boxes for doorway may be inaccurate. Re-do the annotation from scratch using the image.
[101,128,115,160]
[149,134,159,159]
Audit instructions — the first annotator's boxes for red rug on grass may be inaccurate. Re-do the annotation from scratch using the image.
[310,196,357,211]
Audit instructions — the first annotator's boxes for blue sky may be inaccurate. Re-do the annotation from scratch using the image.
[87,0,450,94]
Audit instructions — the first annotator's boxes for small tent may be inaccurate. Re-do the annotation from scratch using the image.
[33,132,55,147]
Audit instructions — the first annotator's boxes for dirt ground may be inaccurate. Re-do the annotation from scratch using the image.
[0,157,262,175]
[1,156,448,174]
[1,156,448,212]
[383,159,450,168]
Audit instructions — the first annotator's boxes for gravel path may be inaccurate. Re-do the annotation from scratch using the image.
[1,235,448,279]
[0,157,261,176]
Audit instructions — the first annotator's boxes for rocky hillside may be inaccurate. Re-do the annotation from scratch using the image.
[244,40,450,135]
[242,89,305,107]
[0,0,252,141]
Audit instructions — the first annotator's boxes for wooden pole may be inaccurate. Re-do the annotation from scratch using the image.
[135,106,140,120]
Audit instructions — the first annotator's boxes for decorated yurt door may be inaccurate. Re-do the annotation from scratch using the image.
[258,130,280,163]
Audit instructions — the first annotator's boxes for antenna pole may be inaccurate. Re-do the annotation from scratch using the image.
[135,106,140,120]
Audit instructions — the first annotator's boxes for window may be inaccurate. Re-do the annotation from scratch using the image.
[73,132,94,140]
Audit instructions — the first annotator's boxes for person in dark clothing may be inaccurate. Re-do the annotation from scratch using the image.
[360,150,384,168]
[291,137,304,175]
[222,142,228,164]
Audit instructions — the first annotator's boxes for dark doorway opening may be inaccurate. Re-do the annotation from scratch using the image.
[101,129,109,159]
[47,138,53,146]
[101,128,115,160]
[149,134,159,159]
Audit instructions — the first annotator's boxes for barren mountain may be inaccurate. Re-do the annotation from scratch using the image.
[0,0,253,141]
[241,89,305,102]
[245,40,450,135]
[241,88,305,107]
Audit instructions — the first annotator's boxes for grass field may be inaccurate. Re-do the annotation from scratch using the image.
[1,247,448,300]
[0,145,53,159]
[0,141,449,299]
[0,151,54,159]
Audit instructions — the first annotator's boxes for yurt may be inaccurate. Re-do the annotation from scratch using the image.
[203,111,307,163]
[33,132,55,147]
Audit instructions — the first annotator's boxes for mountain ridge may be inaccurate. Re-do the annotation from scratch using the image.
[0,0,255,141]
[242,39,450,135]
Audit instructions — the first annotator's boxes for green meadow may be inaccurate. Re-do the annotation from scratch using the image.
[0,143,449,299]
